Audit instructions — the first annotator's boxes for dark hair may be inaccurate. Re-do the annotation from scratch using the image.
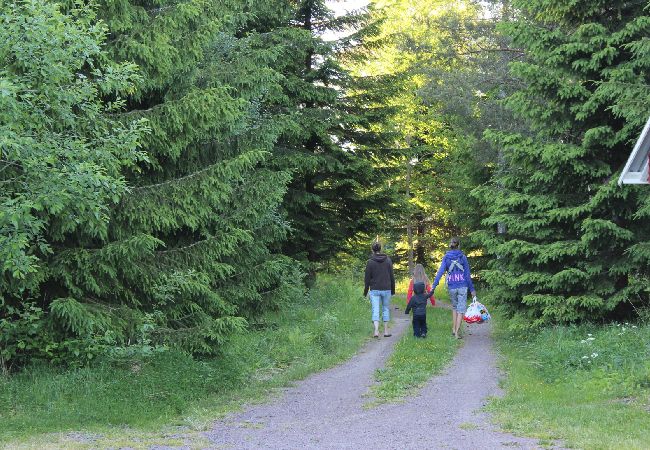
[371,241,381,253]
[450,237,460,249]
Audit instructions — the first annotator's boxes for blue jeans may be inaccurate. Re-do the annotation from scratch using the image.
[369,290,392,322]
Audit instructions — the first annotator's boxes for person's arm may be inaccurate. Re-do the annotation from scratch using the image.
[425,291,436,306]
[363,261,371,297]
[389,260,395,295]
[463,254,476,297]
[431,256,447,290]
[406,279,414,303]
[404,301,412,315]
[426,283,435,305]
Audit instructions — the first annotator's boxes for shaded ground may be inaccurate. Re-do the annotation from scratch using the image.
[204,306,547,450]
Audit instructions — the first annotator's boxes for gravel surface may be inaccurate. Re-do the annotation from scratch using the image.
[204,307,546,450]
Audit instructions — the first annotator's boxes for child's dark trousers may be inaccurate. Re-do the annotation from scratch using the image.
[412,314,427,337]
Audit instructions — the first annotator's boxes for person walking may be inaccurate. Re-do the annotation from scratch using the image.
[404,281,435,338]
[431,237,476,339]
[406,263,435,307]
[363,241,395,338]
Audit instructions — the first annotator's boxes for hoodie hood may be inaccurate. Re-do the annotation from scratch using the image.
[371,253,388,263]
[413,281,426,295]
[446,249,464,259]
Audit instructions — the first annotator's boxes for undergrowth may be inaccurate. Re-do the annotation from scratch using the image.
[0,275,370,446]
[489,318,650,449]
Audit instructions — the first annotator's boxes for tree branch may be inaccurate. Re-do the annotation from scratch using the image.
[458,47,525,56]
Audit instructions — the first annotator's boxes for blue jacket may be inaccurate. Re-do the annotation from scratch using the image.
[432,249,475,292]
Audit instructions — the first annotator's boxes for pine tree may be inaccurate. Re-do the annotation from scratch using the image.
[473,0,650,327]
[259,0,395,270]
[0,0,310,365]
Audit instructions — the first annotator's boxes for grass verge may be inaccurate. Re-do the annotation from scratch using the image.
[489,319,650,449]
[369,286,460,405]
[0,275,371,448]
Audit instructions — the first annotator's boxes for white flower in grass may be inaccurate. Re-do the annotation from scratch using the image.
[580,340,587,344]
[588,333,593,336]
[591,353,598,358]
[582,355,588,359]
[587,337,595,341]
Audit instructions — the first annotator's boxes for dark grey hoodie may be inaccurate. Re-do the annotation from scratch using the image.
[363,253,395,296]
[404,282,434,316]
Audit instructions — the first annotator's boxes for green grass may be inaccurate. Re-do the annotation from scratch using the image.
[489,318,650,449]
[0,275,372,448]
[369,286,460,404]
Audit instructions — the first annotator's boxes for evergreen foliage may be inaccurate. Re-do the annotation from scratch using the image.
[473,0,650,327]
[0,0,147,370]
[262,0,397,269]
[5,0,649,371]
[0,0,307,370]
[354,0,507,269]
[77,0,305,353]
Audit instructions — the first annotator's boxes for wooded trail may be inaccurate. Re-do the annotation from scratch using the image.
[200,307,546,450]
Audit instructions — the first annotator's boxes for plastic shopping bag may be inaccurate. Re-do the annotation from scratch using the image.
[464,298,490,323]
[479,301,491,322]
[464,299,482,323]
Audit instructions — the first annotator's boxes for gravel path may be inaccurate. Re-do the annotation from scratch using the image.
[204,306,544,449]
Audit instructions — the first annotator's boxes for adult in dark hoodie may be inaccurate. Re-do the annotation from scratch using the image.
[432,237,477,339]
[404,281,435,337]
[364,241,395,338]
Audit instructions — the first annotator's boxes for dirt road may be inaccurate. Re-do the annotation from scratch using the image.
[204,308,544,449]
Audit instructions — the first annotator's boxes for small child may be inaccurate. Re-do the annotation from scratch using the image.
[404,281,435,338]
[407,263,435,307]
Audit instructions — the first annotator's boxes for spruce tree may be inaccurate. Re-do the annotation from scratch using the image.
[79,0,305,353]
[473,0,650,327]
[0,0,310,365]
[260,0,394,269]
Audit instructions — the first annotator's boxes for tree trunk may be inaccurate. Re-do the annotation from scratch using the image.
[416,217,426,264]
[406,160,414,275]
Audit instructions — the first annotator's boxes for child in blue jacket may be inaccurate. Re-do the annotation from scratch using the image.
[432,237,476,339]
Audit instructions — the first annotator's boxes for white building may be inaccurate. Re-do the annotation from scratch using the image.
[618,116,650,185]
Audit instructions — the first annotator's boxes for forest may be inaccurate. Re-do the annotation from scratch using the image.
[3,0,648,370]
[1,0,650,446]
